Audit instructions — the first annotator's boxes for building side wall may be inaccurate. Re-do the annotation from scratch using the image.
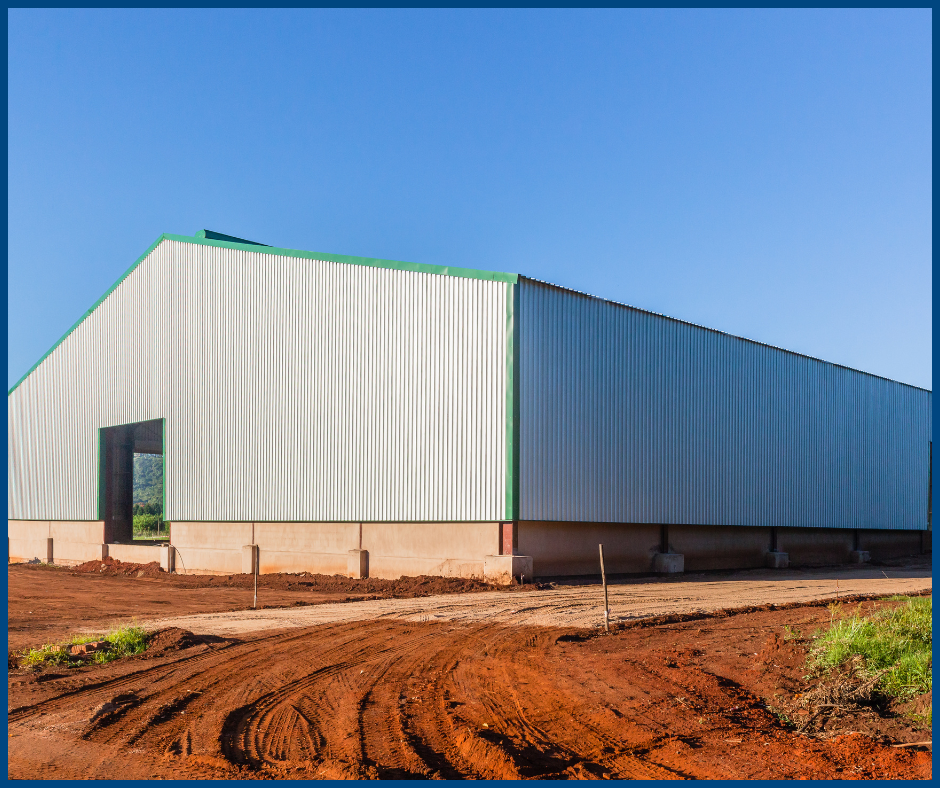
[8,240,510,523]
[518,280,931,529]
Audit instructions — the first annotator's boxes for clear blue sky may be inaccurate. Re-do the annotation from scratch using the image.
[8,9,932,389]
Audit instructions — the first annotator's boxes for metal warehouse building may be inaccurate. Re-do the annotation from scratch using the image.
[8,231,932,581]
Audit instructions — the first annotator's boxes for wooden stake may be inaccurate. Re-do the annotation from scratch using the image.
[253,545,259,609]
[599,544,609,632]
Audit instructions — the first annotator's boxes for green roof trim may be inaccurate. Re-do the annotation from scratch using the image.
[164,233,518,284]
[8,233,518,396]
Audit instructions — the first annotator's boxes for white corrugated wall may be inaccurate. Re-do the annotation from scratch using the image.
[518,279,931,530]
[9,239,510,522]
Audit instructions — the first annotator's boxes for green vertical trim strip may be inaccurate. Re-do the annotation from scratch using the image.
[512,283,521,520]
[505,282,519,521]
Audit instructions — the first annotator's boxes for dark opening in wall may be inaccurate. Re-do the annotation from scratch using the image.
[99,419,164,544]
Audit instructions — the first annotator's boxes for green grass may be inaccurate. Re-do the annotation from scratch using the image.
[782,624,803,641]
[133,512,166,539]
[19,625,150,670]
[808,597,932,703]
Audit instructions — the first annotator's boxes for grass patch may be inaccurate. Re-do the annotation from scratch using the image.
[19,625,150,670]
[133,512,165,539]
[808,597,931,703]
[782,624,803,641]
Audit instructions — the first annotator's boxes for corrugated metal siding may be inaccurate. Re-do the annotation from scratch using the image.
[518,279,931,530]
[9,240,509,522]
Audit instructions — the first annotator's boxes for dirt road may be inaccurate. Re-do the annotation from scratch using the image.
[8,600,931,780]
[7,562,503,652]
[130,563,931,638]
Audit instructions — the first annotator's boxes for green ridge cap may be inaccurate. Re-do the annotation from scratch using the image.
[9,233,518,396]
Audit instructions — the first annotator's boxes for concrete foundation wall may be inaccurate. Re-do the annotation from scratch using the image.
[258,551,348,576]
[519,521,928,577]
[9,520,106,543]
[107,543,162,564]
[9,521,51,563]
[172,546,243,575]
[8,520,44,540]
[518,521,661,576]
[170,522,253,574]
[362,522,499,563]
[669,524,771,572]
[254,522,359,554]
[859,529,926,561]
[8,520,108,566]
[50,521,107,544]
[368,556,485,580]
[50,542,107,566]
[170,522,253,551]
[776,527,855,566]
[8,537,52,563]
[166,521,500,578]
[10,518,929,578]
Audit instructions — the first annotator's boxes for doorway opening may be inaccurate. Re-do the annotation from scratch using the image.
[99,419,164,544]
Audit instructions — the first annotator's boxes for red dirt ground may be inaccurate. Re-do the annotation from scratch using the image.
[8,561,529,652]
[8,593,931,780]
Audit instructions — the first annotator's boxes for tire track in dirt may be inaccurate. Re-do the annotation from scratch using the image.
[449,630,686,779]
[8,611,932,780]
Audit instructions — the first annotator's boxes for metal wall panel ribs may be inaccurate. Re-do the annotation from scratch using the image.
[517,278,931,530]
[8,240,509,522]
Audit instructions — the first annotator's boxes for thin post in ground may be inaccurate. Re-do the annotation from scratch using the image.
[599,544,609,632]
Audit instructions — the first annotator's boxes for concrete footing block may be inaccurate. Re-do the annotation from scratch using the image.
[347,549,369,579]
[765,551,789,569]
[653,553,684,574]
[159,544,175,573]
[484,555,533,585]
[242,544,258,575]
[849,550,870,564]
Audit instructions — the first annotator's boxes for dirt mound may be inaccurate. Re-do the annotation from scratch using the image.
[195,571,503,597]
[72,556,165,577]
[145,628,203,657]
[895,692,932,722]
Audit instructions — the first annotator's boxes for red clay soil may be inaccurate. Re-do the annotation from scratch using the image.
[7,562,528,653]
[7,599,931,780]
[68,557,506,597]
[72,556,167,577]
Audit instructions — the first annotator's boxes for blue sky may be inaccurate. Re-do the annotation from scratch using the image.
[8,9,932,389]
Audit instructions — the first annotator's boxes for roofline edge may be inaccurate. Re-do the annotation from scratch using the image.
[518,275,932,395]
